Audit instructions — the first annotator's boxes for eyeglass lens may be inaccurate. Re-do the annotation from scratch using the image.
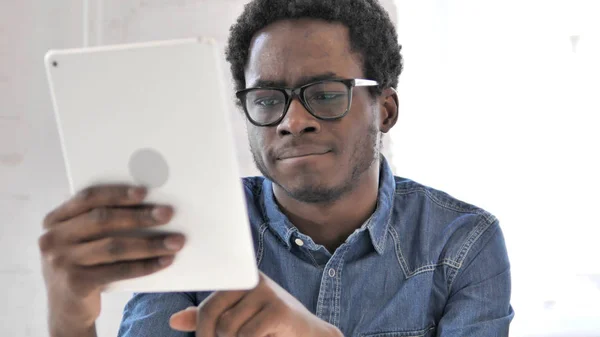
[243,81,350,125]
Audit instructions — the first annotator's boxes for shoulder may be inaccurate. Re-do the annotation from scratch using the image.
[393,176,495,222]
[389,176,504,280]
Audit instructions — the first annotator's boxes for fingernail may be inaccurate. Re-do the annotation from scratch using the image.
[152,206,171,222]
[128,186,147,200]
[164,236,185,251]
[158,256,174,266]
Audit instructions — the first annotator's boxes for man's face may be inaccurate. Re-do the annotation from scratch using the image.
[244,19,382,203]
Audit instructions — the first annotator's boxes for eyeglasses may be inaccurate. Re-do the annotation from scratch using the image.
[235,78,379,127]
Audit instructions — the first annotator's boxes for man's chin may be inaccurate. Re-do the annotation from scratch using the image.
[271,174,347,204]
[280,184,343,204]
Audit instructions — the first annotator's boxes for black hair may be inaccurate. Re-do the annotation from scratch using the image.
[225,0,403,96]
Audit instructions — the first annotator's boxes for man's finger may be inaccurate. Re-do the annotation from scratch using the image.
[69,234,185,266]
[169,306,198,332]
[83,256,174,286]
[237,304,279,337]
[196,290,249,337]
[43,185,147,229]
[215,284,268,337]
[58,205,173,243]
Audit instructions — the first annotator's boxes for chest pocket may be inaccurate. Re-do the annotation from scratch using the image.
[360,325,435,337]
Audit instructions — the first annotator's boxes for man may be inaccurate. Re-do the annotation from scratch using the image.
[39,0,513,336]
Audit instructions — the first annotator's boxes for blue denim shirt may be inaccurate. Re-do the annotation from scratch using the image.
[118,157,513,337]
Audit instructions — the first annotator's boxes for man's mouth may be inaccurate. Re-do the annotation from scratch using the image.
[276,146,331,160]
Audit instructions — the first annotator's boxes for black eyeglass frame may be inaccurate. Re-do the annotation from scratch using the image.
[235,78,379,127]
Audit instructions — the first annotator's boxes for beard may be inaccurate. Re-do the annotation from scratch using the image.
[250,123,381,204]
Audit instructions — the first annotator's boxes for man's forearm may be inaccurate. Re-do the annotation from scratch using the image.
[50,321,97,337]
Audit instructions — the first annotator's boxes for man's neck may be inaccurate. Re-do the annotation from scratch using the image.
[272,162,380,253]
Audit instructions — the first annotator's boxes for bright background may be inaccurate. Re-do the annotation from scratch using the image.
[392,1,600,336]
[1,0,598,336]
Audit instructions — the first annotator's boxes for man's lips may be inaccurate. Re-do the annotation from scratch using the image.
[276,146,331,160]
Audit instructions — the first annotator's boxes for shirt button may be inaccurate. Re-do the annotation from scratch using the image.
[294,238,304,247]
[328,268,336,277]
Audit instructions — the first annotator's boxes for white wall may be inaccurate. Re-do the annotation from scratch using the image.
[1,1,83,336]
[391,0,600,336]
[1,0,599,336]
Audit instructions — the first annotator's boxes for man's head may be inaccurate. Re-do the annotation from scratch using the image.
[225,0,403,204]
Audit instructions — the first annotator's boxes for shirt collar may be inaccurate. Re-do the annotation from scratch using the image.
[261,156,396,255]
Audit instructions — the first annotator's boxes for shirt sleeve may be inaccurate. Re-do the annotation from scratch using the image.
[437,220,514,337]
[117,291,210,337]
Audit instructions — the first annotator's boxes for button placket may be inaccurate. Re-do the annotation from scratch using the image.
[315,245,348,328]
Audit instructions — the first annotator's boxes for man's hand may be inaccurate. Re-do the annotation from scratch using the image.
[169,272,343,337]
[39,185,185,337]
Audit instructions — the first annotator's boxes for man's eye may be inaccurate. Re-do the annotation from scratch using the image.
[254,98,283,107]
[310,92,345,102]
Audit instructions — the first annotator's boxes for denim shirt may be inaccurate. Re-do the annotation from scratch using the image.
[118,157,513,337]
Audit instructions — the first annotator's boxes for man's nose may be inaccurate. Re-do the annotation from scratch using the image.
[276,98,321,136]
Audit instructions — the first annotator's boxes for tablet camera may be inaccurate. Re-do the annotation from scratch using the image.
[128,148,169,188]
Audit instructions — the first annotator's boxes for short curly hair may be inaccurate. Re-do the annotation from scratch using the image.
[225,0,403,96]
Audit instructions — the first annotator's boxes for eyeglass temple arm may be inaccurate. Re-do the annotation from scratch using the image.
[354,80,398,105]
[354,79,379,87]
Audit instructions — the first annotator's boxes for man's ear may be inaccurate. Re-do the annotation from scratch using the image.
[378,87,399,133]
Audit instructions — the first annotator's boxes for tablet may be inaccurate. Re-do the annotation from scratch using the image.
[44,38,258,292]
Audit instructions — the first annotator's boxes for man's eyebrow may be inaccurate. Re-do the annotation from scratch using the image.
[248,72,340,88]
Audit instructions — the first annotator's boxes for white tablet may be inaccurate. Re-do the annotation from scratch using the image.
[44,38,258,292]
